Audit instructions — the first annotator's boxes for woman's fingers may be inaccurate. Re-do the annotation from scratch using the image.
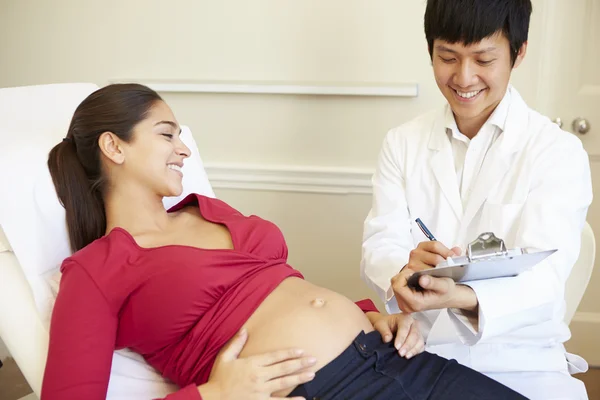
[373,318,394,343]
[393,317,413,353]
[262,356,317,381]
[266,370,316,393]
[401,323,424,359]
[255,348,306,367]
[209,331,315,400]
[415,341,426,356]
[218,328,248,362]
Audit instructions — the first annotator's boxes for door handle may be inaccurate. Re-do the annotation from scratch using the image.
[572,118,591,134]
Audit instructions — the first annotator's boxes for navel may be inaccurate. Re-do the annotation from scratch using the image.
[310,298,326,308]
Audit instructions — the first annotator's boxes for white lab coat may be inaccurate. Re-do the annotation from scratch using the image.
[361,87,593,399]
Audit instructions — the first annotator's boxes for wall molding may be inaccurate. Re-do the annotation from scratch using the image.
[110,80,419,98]
[204,163,373,194]
[204,158,600,192]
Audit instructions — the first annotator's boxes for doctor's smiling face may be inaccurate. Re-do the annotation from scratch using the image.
[430,33,527,137]
[424,0,532,137]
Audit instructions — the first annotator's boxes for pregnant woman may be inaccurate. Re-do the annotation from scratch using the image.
[41,83,526,400]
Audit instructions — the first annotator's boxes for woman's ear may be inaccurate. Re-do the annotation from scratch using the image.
[98,131,125,165]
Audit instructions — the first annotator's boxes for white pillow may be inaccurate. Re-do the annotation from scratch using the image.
[0,83,215,399]
[0,83,100,320]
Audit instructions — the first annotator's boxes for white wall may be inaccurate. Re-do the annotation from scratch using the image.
[0,0,544,167]
[1,1,590,316]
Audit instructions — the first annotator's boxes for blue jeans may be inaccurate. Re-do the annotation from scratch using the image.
[287,330,528,399]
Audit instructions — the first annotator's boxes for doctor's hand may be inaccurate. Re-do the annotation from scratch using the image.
[367,312,425,359]
[200,328,316,400]
[391,268,478,313]
[404,241,462,272]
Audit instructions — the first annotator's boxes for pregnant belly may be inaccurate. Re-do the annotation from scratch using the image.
[236,277,375,396]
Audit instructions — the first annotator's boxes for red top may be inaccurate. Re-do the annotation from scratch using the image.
[41,194,378,400]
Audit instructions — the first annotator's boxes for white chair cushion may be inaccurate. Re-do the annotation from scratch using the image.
[0,83,100,322]
[0,83,215,399]
[564,221,596,324]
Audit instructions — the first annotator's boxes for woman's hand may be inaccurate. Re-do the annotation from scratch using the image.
[198,328,317,400]
[367,312,424,359]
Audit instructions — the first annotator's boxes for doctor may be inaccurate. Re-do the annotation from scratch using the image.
[361,0,593,399]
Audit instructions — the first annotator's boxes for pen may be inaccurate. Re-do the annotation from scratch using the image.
[415,218,437,241]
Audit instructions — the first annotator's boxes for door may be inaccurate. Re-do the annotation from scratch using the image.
[535,0,600,365]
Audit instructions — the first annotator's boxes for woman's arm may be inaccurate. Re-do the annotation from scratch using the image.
[42,261,201,400]
[42,261,117,399]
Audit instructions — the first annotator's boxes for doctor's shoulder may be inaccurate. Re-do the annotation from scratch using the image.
[524,109,588,161]
[383,108,440,149]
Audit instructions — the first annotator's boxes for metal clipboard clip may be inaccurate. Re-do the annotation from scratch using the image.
[466,232,509,262]
[443,232,521,268]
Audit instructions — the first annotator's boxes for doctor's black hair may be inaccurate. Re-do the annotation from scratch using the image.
[424,0,533,66]
[48,83,163,252]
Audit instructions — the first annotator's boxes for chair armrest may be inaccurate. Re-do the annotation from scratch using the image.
[0,251,49,397]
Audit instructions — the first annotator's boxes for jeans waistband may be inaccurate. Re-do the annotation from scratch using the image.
[287,330,388,398]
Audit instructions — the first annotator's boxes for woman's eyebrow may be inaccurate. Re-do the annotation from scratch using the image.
[154,120,182,134]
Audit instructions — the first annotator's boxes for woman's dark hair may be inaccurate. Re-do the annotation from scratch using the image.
[424,0,533,66]
[48,83,163,252]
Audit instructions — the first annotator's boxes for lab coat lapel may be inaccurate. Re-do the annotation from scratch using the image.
[459,89,528,231]
[429,114,463,220]
[459,146,511,230]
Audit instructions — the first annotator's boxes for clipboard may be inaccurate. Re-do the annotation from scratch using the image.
[407,232,557,290]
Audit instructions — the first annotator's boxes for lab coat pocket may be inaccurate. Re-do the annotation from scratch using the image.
[479,202,524,243]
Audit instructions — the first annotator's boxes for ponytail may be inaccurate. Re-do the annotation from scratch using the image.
[48,135,106,252]
[47,83,162,252]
